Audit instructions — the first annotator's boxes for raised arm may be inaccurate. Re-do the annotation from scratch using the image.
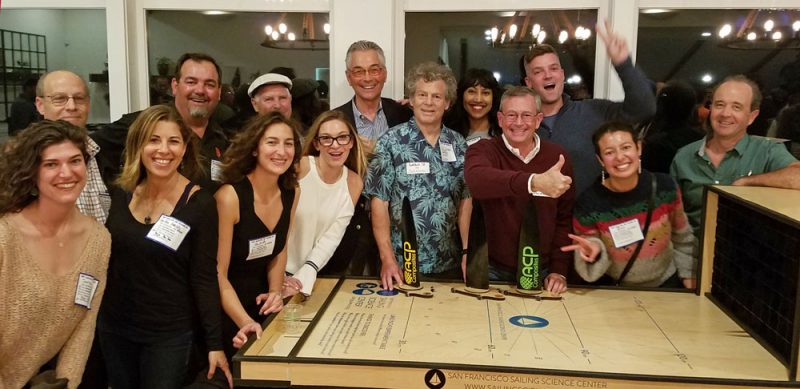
[596,19,656,122]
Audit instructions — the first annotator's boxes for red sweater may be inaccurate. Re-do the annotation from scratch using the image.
[465,137,575,276]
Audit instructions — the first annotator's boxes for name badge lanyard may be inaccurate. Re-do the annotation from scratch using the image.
[615,175,657,286]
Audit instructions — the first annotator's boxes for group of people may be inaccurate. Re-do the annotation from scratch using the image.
[2,20,800,389]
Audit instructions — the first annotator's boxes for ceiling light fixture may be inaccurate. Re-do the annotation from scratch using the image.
[260,12,329,50]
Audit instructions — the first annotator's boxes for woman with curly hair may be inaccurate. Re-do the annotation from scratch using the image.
[215,112,301,358]
[284,111,366,297]
[96,105,231,388]
[0,120,110,388]
[444,68,503,145]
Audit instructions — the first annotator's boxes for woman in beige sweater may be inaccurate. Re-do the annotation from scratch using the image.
[0,120,111,389]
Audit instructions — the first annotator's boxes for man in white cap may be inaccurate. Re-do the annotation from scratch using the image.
[248,73,293,118]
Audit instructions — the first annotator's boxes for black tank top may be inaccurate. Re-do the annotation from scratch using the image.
[227,177,294,319]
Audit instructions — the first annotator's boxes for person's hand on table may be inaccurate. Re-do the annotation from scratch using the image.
[682,277,696,289]
[282,276,303,298]
[256,291,283,315]
[544,273,568,294]
[380,259,403,291]
[233,320,262,349]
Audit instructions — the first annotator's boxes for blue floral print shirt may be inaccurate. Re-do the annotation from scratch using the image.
[364,118,470,274]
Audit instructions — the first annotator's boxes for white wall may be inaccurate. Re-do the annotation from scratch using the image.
[0,9,110,123]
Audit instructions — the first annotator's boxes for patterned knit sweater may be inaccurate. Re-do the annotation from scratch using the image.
[572,171,695,287]
[0,216,110,388]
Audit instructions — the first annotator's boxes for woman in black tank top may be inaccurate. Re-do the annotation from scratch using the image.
[215,113,302,359]
[98,105,232,388]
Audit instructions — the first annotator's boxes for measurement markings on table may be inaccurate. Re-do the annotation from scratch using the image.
[399,298,416,354]
[634,296,693,370]
[484,300,497,359]
[563,299,591,365]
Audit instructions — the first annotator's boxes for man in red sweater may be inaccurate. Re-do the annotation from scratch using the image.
[465,86,575,294]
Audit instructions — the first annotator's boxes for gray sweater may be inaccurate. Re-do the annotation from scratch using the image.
[537,58,656,195]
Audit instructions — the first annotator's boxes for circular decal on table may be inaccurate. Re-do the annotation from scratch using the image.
[352,288,375,295]
[424,368,446,389]
[356,282,379,289]
[377,289,399,296]
[508,315,549,328]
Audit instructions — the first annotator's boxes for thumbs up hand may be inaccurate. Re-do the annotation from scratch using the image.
[530,154,572,198]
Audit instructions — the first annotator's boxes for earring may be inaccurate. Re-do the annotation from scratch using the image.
[31,187,39,196]
[601,170,606,184]
[638,159,642,174]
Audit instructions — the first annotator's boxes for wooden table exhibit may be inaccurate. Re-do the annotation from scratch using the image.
[234,186,800,389]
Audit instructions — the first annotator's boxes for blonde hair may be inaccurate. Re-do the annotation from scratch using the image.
[115,105,202,191]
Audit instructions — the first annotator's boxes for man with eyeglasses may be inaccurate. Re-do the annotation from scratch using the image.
[334,40,411,157]
[248,73,293,119]
[35,70,111,224]
[465,86,575,294]
[329,41,412,279]
[523,21,655,195]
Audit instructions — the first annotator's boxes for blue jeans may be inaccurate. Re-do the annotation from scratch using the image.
[98,320,193,389]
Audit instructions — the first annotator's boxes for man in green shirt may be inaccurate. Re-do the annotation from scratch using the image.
[671,75,800,233]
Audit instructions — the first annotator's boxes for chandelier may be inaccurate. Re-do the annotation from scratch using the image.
[717,9,800,50]
[485,11,593,50]
[260,13,330,51]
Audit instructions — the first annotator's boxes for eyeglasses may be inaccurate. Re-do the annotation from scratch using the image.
[42,94,89,107]
[316,134,353,147]
[348,65,384,79]
[501,111,537,123]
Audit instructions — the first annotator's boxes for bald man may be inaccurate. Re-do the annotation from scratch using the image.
[35,70,110,223]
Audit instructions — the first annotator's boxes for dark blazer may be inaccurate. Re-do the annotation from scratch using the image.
[333,97,411,130]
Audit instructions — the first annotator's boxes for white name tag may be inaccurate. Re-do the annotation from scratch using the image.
[440,142,457,162]
[146,215,191,251]
[247,234,277,260]
[466,137,481,147]
[210,159,223,182]
[75,273,99,309]
[608,218,644,248]
[405,162,430,175]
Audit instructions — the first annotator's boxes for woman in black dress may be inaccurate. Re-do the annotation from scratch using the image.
[215,112,301,357]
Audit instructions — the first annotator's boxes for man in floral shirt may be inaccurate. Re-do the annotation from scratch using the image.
[365,62,471,290]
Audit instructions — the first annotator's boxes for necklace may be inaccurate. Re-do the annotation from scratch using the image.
[144,215,152,224]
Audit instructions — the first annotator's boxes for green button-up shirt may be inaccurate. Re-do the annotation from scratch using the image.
[670,134,797,232]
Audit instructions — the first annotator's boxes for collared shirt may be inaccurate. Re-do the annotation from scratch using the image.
[501,133,541,164]
[364,118,470,274]
[670,134,797,231]
[501,133,541,195]
[77,138,111,223]
[353,101,389,142]
[196,121,230,192]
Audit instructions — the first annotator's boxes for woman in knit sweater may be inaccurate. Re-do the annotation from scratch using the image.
[561,121,696,288]
[285,111,366,297]
[0,120,111,388]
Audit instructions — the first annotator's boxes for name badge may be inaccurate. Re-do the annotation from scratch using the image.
[247,234,277,260]
[608,218,644,248]
[210,160,223,182]
[440,142,457,162]
[146,215,191,251]
[75,273,99,309]
[466,137,482,147]
[405,162,430,175]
